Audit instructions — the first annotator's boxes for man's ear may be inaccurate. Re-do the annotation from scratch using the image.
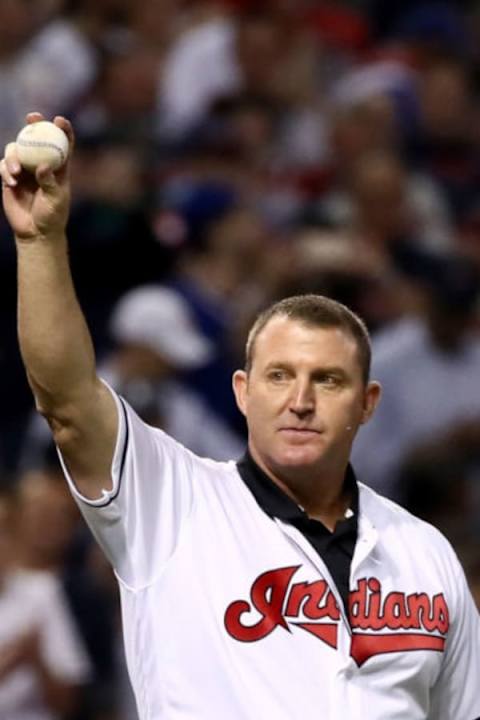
[361,381,382,424]
[232,370,248,417]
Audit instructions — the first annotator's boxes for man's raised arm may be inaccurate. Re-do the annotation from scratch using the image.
[0,113,118,499]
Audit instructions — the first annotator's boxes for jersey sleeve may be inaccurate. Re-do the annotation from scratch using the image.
[58,385,196,589]
[429,560,480,720]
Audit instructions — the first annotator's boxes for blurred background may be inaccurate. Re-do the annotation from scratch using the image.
[1,0,480,717]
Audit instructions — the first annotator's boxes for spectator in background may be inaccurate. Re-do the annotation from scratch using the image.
[65,134,175,356]
[407,55,480,224]
[106,284,244,460]
[347,149,452,252]
[68,0,174,52]
[158,1,241,140]
[298,146,452,331]
[13,468,80,573]
[352,252,480,502]
[171,207,286,421]
[74,45,160,143]
[159,1,326,170]
[329,93,398,177]
[283,226,409,333]
[0,489,91,720]
[308,140,453,256]
[0,0,97,150]
[10,467,120,719]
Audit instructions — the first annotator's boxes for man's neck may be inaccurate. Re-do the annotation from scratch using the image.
[248,446,353,531]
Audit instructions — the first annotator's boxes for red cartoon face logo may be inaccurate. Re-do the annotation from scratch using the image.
[224,566,449,666]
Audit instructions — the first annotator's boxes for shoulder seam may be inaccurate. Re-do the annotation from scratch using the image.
[90,396,130,508]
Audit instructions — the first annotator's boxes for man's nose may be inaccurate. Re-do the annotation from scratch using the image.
[289,380,315,416]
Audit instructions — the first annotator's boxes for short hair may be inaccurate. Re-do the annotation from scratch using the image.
[245,294,372,383]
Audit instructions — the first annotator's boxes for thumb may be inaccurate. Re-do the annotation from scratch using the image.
[35,164,58,193]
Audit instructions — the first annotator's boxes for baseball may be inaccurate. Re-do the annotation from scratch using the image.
[16,121,69,173]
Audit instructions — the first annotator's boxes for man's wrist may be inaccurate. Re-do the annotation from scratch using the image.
[15,230,68,248]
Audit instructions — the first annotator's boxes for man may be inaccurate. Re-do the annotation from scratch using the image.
[2,114,480,719]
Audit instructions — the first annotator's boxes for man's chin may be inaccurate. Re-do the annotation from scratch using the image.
[274,445,323,469]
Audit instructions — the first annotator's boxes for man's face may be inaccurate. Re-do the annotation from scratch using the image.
[233,317,380,481]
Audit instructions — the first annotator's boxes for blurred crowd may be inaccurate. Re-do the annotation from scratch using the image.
[1,0,480,717]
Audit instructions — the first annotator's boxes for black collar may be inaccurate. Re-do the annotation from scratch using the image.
[236,451,360,615]
[236,450,359,527]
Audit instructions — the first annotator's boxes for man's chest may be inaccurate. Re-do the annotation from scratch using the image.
[146,506,449,683]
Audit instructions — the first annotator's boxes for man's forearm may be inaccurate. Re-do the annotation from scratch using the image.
[16,234,97,416]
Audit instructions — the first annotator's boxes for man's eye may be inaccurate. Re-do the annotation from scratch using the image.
[268,370,287,382]
[319,374,339,386]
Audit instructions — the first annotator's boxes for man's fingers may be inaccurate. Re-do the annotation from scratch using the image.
[0,157,18,188]
[4,142,21,174]
[53,116,75,151]
[52,116,74,182]
[26,112,45,124]
[36,164,57,191]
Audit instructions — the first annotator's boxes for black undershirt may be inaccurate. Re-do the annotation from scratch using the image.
[236,452,359,615]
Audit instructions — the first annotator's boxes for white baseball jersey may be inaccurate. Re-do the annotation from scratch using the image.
[59,388,480,720]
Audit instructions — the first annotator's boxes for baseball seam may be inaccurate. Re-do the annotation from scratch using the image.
[18,139,66,163]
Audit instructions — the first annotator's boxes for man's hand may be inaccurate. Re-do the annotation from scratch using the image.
[0,112,73,242]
